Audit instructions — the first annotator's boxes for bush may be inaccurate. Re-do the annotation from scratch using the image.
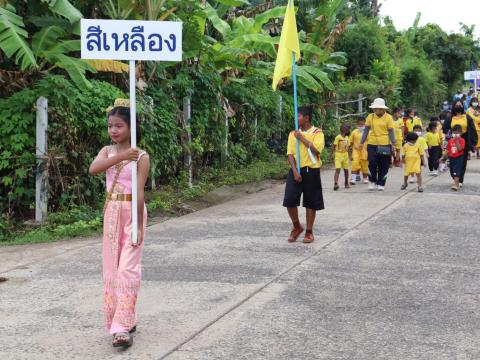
[400,56,447,114]
[335,18,389,78]
[0,75,124,219]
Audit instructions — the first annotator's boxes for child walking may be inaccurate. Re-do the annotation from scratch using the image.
[89,99,150,348]
[401,132,427,192]
[393,108,404,167]
[349,117,369,185]
[426,122,442,176]
[409,124,428,183]
[283,106,325,244]
[440,125,466,191]
[333,124,351,190]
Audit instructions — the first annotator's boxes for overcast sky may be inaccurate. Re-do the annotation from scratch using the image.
[380,0,480,38]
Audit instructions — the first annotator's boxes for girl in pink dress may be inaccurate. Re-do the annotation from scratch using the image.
[89,99,150,348]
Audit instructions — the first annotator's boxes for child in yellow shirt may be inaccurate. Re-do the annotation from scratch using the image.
[283,106,325,244]
[348,117,369,185]
[425,122,442,176]
[332,124,350,191]
[409,124,428,183]
[401,132,427,192]
[393,107,404,167]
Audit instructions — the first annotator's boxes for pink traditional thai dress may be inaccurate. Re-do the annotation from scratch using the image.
[103,146,147,335]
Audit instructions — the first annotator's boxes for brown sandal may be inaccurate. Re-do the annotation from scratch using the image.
[303,232,314,244]
[288,226,304,242]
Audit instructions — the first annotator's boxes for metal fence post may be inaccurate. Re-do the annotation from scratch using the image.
[35,97,48,223]
[183,96,193,188]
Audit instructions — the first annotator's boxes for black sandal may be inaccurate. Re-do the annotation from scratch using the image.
[113,332,133,348]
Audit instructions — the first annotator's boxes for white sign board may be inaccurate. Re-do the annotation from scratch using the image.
[464,70,480,81]
[81,19,182,61]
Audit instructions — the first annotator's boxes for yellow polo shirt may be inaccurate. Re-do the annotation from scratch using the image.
[406,117,423,133]
[334,134,349,153]
[417,136,428,151]
[425,132,441,147]
[393,118,404,148]
[451,115,468,134]
[365,113,395,146]
[287,126,325,168]
[467,108,480,131]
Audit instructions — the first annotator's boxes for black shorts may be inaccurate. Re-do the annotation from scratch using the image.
[283,167,325,210]
[450,155,464,178]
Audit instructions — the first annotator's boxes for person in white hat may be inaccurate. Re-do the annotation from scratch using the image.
[359,98,397,191]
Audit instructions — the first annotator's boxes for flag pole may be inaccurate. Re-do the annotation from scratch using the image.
[129,60,138,245]
[292,51,300,173]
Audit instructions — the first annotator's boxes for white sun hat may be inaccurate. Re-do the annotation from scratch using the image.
[369,98,389,109]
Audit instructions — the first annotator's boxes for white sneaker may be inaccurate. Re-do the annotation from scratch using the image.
[429,171,435,176]
[377,185,385,191]
[433,170,439,176]
[368,182,377,191]
[363,179,369,184]
[409,177,415,184]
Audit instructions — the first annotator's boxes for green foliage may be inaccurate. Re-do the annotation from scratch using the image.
[147,154,289,214]
[0,75,124,218]
[143,87,182,180]
[413,24,480,93]
[400,55,447,114]
[336,78,382,100]
[0,0,96,89]
[0,204,101,244]
[335,18,388,78]
[0,6,37,70]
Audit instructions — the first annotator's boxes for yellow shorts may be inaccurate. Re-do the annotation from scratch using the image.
[352,158,369,173]
[351,150,368,173]
[335,152,349,170]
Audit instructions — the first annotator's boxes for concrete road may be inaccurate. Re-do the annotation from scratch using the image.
[1,161,480,360]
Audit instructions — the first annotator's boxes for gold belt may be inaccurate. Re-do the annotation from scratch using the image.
[106,193,132,201]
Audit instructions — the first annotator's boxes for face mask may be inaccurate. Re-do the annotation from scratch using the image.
[401,112,405,117]
[473,102,478,108]
[358,126,365,132]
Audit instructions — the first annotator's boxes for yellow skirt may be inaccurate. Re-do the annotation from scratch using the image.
[404,157,421,176]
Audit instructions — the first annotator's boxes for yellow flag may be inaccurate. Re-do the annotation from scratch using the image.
[272,0,300,91]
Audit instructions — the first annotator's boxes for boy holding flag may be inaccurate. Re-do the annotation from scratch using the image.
[272,0,325,244]
[283,107,325,243]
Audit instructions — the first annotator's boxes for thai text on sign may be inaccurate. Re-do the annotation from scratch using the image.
[81,19,182,61]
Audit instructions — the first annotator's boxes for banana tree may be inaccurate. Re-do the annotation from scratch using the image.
[202,2,345,93]
[0,1,96,89]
